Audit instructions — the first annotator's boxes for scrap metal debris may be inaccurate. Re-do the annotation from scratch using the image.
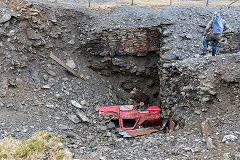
[160,118,175,133]
[165,118,175,133]
[119,128,159,137]
[99,105,161,130]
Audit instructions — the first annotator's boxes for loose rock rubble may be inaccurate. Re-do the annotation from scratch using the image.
[0,0,240,159]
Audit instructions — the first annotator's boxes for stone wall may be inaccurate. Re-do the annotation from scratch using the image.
[84,26,163,105]
[86,27,162,56]
[220,32,240,54]
[160,54,240,117]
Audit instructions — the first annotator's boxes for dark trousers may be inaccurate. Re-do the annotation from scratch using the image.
[203,33,222,55]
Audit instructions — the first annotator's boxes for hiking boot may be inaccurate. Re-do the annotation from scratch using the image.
[212,50,216,56]
[200,53,206,57]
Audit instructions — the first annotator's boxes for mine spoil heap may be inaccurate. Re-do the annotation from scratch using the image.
[0,0,240,159]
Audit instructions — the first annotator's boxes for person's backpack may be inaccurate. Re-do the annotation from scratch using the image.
[212,13,224,34]
[213,13,224,33]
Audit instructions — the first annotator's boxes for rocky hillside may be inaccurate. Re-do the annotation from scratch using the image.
[0,0,240,159]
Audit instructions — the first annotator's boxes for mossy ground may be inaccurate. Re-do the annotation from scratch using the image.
[0,131,73,160]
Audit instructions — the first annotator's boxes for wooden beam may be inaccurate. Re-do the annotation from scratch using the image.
[49,52,81,78]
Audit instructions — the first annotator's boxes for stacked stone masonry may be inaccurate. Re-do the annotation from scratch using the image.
[86,27,161,57]
[160,54,240,118]
[221,32,240,54]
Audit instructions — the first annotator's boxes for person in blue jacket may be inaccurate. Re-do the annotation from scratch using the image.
[201,12,229,56]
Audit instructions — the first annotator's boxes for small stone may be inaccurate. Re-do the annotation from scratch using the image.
[234,153,240,160]
[55,94,61,99]
[106,132,112,137]
[43,74,48,81]
[71,100,83,109]
[48,78,55,87]
[97,125,107,131]
[50,19,57,23]
[22,128,28,133]
[201,121,210,138]
[194,108,201,115]
[0,102,4,107]
[6,104,13,108]
[87,135,94,141]
[68,39,75,45]
[99,156,106,160]
[0,13,12,24]
[46,104,55,109]
[206,137,215,149]
[80,74,85,79]
[64,90,70,96]
[76,111,89,122]
[62,77,69,82]
[186,34,193,39]
[55,116,61,120]
[66,59,76,69]
[184,147,191,151]
[15,128,20,132]
[42,84,51,89]
[208,90,216,95]
[202,96,210,102]
[202,108,208,112]
[47,70,56,76]
[66,131,80,139]
[47,127,54,132]
[106,121,115,129]
[80,100,86,105]
[222,135,238,143]
[59,124,68,130]
[26,29,42,40]
[222,153,231,160]
[67,114,80,124]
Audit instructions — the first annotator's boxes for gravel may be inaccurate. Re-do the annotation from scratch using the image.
[0,0,240,159]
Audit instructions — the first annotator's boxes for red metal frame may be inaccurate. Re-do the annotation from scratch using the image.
[99,105,161,130]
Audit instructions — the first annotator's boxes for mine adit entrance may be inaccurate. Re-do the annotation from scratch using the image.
[84,25,164,106]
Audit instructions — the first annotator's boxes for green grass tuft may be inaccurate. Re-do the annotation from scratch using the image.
[56,153,65,160]
[16,138,46,158]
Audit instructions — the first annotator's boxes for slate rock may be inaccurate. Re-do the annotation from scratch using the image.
[67,114,80,124]
[59,124,68,130]
[66,131,80,139]
[206,137,215,149]
[76,111,89,122]
[71,100,83,109]
[66,59,76,69]
[0,13,12,24]
[223,153,231,160]
[42,84,51,89]
[222,135,238,143]
[201,121,210,138]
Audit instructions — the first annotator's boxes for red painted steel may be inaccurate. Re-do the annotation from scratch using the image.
[99,105,161,130]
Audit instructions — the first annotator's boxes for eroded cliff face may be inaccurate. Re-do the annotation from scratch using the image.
[2,0,240,113]
[1,1,240,159]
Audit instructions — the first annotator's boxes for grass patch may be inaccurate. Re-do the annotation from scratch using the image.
[56,153,65,160]
[0,130,73,160]
[16,139,46,158]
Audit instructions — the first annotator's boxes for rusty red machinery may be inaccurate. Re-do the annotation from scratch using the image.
[98,105,161,130]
